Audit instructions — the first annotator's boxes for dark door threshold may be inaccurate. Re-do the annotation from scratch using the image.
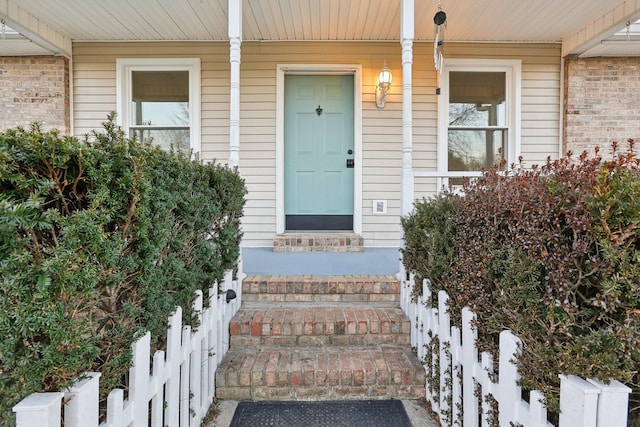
[286,214,353,231]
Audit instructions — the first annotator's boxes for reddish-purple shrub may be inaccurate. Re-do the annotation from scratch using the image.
[402,142,639,418]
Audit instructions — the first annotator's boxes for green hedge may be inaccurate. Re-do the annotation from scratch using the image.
[402,144,639,421]
[0,116,245,424]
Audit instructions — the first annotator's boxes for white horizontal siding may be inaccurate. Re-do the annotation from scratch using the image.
[412,42,562,198]
[71,40,562,248]
[72,42,230,161]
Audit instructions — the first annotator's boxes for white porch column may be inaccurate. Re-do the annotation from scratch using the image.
[400,0,415,217]
[228,0,242,168]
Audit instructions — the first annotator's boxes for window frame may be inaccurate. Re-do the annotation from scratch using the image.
[116,58,201,153]
[437,59,521,186]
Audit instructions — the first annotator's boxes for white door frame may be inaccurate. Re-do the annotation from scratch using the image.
[275,64,363,234]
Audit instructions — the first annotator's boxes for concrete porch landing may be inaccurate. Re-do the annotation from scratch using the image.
[242,247,400,275]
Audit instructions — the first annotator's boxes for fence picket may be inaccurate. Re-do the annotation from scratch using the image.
[179,325,191,427]
[150,350,165,427]
[64,373,100,427]
[437,290,451,419]
[165,308,183,426]
[528,390,551,427]
[498,331,520,425]
[104,389,124,427]
[190,292,204,426]
[451,327,462,424]
[461,307,479,427]
[130,332,151,426]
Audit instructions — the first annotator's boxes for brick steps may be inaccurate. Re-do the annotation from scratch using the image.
[216,272,425,401]
[242,275,400,303]
[216,346,425,400]
[229,305,411,346]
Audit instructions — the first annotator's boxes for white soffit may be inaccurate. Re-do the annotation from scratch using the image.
[580,19,640,57]
[0,22,54,55]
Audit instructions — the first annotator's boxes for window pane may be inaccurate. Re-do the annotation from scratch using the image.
[131,128,190,152]
[448,129,506,171]
[449,72,506,126]
[132,71,189,126]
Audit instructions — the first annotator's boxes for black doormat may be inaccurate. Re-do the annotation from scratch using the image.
[229,400,412,427]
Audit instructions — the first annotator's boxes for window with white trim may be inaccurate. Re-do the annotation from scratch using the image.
[116,58,200,153]
[438,59,521,185]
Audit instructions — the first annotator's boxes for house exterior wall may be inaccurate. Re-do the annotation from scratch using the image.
[71,41,562,248]
[564,56,640,156]
[72,42,231,162]
[411,43,562,199]
[0,56,69,132]
[239,42,404,247]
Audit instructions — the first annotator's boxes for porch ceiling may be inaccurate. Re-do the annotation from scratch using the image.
[1,0,639,57]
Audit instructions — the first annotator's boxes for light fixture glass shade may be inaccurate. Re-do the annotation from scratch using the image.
[376,60,392,108]
[377,61,392,88]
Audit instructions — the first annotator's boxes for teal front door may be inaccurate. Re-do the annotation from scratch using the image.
[284,75,354,230]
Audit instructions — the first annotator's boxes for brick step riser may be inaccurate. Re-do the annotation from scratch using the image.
[230,311,411,337]
[241,293,400,303]
[215,348,426,401]
[216,385,425,401]
[231,334,411,347]
[242,277,400,297]
[273,234,364,253]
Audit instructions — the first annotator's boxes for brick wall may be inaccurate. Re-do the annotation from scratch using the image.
[0,56,69,133]
[564,56,640,156]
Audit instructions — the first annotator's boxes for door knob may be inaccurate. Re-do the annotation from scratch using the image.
[347,149,353,155]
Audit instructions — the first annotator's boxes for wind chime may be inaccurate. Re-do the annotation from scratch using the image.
[434,3,447,71]
[434,2,447,94]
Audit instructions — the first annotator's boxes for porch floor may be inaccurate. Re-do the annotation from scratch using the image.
[242,247,400,275]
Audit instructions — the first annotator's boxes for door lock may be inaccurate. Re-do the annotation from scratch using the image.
[346,159,354,168]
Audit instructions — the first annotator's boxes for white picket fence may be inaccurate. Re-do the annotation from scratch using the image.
[13,266,243,427]
[400,272,632,427]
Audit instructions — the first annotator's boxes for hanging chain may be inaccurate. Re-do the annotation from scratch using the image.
[1,19,6,40]
[627,21,631,42]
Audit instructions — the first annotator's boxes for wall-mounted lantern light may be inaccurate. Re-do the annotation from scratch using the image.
[375,60,392,109]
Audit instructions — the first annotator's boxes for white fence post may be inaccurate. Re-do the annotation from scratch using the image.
[559,375,600,427]
[64,372,101,427]
[13,392,64,427]
[587,378,632,427]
